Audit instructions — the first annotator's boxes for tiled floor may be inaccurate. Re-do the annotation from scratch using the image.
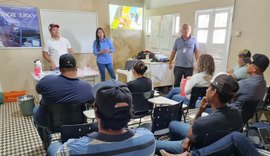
[0,102,195,156]
[0,102,45,156]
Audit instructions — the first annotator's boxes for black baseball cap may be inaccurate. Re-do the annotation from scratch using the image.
[93,79,132,119]
[244,54,269,72]
[59,54,76,68]
[204,73,239,97]
[48,23,59,31]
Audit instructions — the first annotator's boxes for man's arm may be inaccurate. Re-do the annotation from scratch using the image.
[194,49,199,61]
[68,48,74,54]
[43,51,56,70]
[192,97,207,124]
[169,50,176,69]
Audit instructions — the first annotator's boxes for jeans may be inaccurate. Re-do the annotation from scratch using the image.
[173,67,193,87]
[166,87,190,105]
[33,106,51,143]
[156,121,191,154]
[47,141,63,156]
[97,62,116,82]
[191,132,260,156]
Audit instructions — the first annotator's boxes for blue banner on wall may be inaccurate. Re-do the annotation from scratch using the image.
[0,5,41,48]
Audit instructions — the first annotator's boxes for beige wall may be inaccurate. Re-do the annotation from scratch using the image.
[145,0,270,84]
[0,0,144,94]
[229,0,270,84]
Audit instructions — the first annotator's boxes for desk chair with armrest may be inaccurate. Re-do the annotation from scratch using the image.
[60,123,97,143]
[130,90,154,126]
[255,87,270,122]
[183,87,208,123]
[116,60,137,82]
[42,103,87,149]
[242,100,260,127]
[140,101,183,138]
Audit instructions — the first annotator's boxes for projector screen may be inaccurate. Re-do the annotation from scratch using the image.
[109,4,143,30]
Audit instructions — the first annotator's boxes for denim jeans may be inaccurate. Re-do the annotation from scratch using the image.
[156,121,191,154]
[191,132,260,156]
[33,106,51,143]
[97,62,116,82]
[166,87,190,105]
[47,141,63,156]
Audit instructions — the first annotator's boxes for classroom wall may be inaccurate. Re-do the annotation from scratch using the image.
[0,0,144,95]
[145,0,270,84]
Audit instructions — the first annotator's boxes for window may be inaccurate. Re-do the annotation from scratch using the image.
[146,18,152,35]
[173,15,180,35]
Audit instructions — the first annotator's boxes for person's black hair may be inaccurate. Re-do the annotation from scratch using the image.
[95,27,106,51]
[133,60,148,75]
[211,84,233,104]
[95,106,131,130]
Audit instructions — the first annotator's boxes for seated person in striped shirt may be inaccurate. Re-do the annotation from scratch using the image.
[47,79,156,156]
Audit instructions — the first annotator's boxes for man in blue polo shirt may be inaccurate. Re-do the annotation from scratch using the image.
[168,24,199,87]
[33,54,94,142]
[47,79,156,156]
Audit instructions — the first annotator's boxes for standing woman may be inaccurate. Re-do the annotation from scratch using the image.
[93,27,116,81]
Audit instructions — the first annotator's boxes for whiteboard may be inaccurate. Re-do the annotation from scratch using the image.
[40,9,97,53]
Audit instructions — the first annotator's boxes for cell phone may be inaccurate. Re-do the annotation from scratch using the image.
[258,127,270,150]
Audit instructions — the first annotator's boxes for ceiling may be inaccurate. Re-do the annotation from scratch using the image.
[146,0,204,9]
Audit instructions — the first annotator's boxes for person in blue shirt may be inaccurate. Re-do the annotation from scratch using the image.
[47,79,156,156]
[93,27,116,81]
[33,54,94,143]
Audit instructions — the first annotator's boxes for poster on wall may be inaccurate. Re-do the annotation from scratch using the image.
[0,5,41,48]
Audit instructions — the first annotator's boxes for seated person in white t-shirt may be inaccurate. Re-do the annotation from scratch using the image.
[43,23,74,70]
[227,49,251,80]
[166,54,215,106]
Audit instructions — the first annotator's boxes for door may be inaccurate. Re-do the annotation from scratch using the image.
[195,7,233,74]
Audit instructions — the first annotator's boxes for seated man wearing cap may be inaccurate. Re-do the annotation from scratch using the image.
[227,49,251,80]
[230,54,269,111]
[43,23,74,70]
[47,79,156,156]
[155,73,243,154]
[33,54,94,142]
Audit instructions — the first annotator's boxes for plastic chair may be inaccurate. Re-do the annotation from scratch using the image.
[42,103,87,149]
[183,87,208,122]
[130,90,154,126]
[150,102,183,137]
[60,122,97,143]
[242,100,260,125]
[255,87,270,122]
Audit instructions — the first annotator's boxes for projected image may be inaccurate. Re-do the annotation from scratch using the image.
[109,4,143,30]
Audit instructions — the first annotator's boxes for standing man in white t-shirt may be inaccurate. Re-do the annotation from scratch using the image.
[43,23,74,70]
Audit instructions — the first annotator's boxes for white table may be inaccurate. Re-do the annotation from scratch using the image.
[31,67,99,85]
[148,96,179,106]
[83,109,95,122]
[116,59,174,87]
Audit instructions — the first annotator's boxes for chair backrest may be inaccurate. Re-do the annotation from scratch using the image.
[45,103,87,132]
[60,123,97,143]
[151,102,183,134]
[264,87,270,106]
[189,87,208,108]
[131,90,154,116]
[125,60,137,71]
[242,100,260,124]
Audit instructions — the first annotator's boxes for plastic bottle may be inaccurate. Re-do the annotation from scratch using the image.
[34,59,42,76]
[195,97,202,108]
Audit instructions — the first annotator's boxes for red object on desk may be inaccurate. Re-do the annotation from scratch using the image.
[34,67,41,76]
[180,79,187,96]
